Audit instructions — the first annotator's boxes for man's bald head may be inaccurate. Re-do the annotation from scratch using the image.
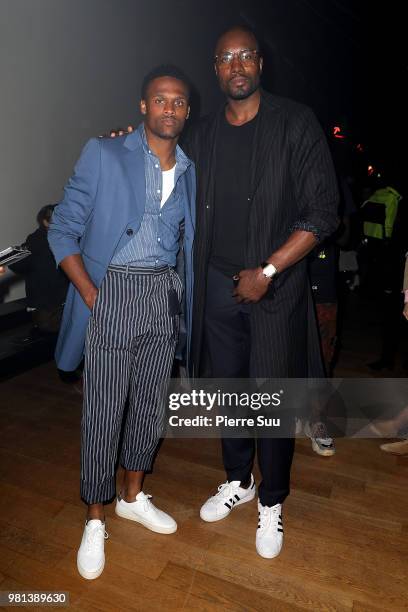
[214,26,262,101]
[215,26,260,57]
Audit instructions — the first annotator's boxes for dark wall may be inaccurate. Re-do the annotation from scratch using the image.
[2,0,385,301]
[0,0,240,299]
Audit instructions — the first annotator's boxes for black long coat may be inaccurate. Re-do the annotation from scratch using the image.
[183,91,339,378]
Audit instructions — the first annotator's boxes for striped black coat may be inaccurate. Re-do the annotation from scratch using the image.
[183,90,339,378]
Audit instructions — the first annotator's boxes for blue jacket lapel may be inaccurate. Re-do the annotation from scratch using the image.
[122,130,146,222]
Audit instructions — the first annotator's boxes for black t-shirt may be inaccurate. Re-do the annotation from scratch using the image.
[210,113,258,276]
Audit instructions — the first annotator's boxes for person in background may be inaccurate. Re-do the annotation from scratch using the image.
[8,204,69,334]
[366,187,406,372]
[306,176,356,456]
[378,253,408,455]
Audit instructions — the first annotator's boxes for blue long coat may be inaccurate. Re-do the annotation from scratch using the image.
[48,129,195,371]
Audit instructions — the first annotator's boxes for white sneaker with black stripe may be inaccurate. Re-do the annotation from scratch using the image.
[256,501,283,559]
[200,474,256,522]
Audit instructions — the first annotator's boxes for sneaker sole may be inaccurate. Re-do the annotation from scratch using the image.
[77,559,105,580]
[114,504,177,534]
[256,544,283,559]
[200,488,256,523]
[311,439,336,456]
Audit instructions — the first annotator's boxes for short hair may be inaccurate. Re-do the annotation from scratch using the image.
[215,25,261,53]
[141,65,191,100]
[37,204,56,226]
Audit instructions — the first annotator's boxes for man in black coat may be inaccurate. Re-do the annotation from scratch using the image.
[183,25,339,559]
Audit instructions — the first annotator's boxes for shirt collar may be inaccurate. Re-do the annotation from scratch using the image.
[138,123,191,171]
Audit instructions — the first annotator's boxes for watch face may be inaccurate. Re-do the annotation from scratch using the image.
[262,263,276,278]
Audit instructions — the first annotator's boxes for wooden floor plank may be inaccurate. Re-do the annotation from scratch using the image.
[158,561,304,611]
[1,351,407,611]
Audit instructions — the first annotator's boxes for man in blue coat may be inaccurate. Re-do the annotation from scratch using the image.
[48,65,195,580]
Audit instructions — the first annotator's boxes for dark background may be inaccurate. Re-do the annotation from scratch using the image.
[0,0,405,300]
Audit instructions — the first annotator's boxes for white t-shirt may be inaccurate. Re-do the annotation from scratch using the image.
[161,164,176,208]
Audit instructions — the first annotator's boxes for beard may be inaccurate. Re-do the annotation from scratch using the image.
[224,74,260,100]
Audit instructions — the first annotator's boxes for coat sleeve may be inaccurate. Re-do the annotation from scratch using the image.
[289,107,339,243]
[48,138,101,266]
[403,255,408,292]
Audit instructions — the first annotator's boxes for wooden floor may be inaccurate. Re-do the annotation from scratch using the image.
[0,290,407,611]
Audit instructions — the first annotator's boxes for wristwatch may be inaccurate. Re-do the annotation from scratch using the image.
[261,261,278,279]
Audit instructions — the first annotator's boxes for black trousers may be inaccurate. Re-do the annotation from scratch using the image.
[204,264,295,507]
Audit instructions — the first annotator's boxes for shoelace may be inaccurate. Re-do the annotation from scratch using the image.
[214,482,233,500]
[119,491,153,512]
[311,421,330,439]
[142,494,153,512]
[85,526,108,552]
[258,505,281,531]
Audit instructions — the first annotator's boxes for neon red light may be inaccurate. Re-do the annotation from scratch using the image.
[333,126,345,139]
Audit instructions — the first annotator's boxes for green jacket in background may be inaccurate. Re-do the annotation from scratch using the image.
[363,186,402,239]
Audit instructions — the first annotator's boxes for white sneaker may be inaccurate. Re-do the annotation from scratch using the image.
[256,501,283,559]
[304,421,336,457]
[115,491,177,534]
[200,475,256,522]
[77,519,108,580]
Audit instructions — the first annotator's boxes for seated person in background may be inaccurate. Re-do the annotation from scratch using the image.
[8,204,69,334]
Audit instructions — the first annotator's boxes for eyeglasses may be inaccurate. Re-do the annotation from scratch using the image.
[214,49,260,66]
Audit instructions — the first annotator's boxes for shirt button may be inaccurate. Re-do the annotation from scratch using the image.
[157,189,161,193]
[126,228,133,236]
[155,164,159,168]
[159,213,162,217]
[247,197,251,201]
[206,205,209,209]
[148,149,152,154]
[158,237,161,242]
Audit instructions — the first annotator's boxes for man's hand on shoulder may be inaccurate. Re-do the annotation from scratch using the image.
[98,125,135,139]
[232,268,271,303]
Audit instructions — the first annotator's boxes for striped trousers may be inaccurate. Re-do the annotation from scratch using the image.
[80,265,182,504]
